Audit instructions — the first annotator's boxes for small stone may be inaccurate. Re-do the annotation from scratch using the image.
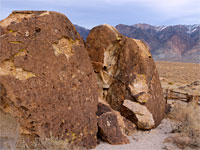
[123,100,155,129]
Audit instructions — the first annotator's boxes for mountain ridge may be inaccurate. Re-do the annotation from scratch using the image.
[75,24,200,63]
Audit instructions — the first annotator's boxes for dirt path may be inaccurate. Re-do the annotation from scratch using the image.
[93,119,180,150]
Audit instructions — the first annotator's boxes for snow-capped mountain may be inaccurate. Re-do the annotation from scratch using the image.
[75,24,200,63]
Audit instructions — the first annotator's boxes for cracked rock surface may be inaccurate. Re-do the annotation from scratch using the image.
[96,102,136,144]
[0,11,98,149]
[86,24,165,130]
[97,111,130,145]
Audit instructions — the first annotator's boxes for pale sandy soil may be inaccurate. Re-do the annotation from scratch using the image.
[93,119,180,150]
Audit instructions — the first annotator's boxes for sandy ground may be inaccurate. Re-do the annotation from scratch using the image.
[93,119,180,150]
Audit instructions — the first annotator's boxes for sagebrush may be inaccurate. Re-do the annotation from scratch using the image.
[167,100,200,149]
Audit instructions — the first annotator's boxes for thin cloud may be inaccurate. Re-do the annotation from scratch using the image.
[104,0,200,13]
[0,0,200,27]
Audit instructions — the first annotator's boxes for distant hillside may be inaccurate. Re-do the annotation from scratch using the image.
[75,24,200,63]
[74,24,90,41]
[116,24,200,63]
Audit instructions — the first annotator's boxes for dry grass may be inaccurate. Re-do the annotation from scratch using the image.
[167,101,200,149]
[156,61,200,99]
[168,82,174,85]
[156,61,200,85]
[16,137,86,150]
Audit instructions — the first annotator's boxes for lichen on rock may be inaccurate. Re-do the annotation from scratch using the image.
[52,37,80,59]
[0,52,36,80]
[128,74,150,103]
[0,11,34,28]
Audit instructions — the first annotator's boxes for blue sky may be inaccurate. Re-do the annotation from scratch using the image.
[0,0,200,29]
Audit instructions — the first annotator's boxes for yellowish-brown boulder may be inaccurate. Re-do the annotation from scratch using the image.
[86,24,165,129]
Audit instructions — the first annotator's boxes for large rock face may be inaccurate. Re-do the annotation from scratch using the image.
[0,11,98,149]
[86,24,165,129]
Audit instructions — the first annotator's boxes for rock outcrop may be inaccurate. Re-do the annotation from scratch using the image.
[96,102,135,144]
[0,11,98,149]
[86,24,165,129]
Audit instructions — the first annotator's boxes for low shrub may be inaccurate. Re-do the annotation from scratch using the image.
[167,100,200,149]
